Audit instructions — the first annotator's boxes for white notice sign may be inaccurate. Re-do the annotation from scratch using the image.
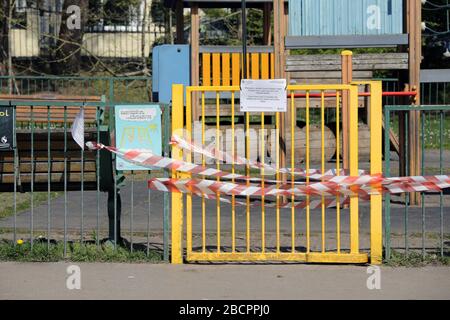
[240,79,287,113]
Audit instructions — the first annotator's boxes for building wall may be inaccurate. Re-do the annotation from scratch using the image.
[83,31,159,58]
[10,9,40,57]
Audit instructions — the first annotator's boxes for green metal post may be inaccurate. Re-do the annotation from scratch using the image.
[421,112,426,259]
[163,104,170,262]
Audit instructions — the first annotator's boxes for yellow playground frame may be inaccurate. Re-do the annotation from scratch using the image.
[171,81,382,265]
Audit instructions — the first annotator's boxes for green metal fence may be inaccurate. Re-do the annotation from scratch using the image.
[384,105,449,260]
[0,99,171,261]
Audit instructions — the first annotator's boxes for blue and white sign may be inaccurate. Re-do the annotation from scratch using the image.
[115,105,162,171]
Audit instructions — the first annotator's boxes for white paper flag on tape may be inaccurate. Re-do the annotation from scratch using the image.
[71,108,85,150]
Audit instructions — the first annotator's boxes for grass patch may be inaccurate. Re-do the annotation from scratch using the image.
[0,240,163,263]
[0,192,60,219]
[385,250,450,267]
[390,115,450,150]
[407,232,450,240]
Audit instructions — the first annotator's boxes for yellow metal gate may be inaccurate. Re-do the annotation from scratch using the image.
[171,82,383,264]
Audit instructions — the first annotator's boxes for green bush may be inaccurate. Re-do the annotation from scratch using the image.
[385,250,450,267]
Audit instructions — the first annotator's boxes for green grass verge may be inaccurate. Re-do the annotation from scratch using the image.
[384,250,450,267]
[0,240,163,263]
[0,192,60,219]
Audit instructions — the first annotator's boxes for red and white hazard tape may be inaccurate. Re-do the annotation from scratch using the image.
[147,177,450,198]
[86,141,378,189]
[148,178,351,210]
[170,135,450,191]
[171,134,369,181]
[86,141,252,181]
[148,177,373,197]
[86,141,450,197]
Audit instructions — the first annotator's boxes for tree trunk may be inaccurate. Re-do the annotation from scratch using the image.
[53,0,88,75]
[141,0,149,74]
[0,0,10,76]
[236,8,242,41]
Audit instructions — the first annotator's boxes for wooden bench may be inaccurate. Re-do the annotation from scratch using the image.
[0,94,102,124]
[286,53,409,74]
[0,94,113,193]
[0,94,128,242]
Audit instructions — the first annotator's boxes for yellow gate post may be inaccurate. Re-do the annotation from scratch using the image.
[352,81,383,264]
[369,81,383,264]
[171,84,184,264]
[349,86,359,254]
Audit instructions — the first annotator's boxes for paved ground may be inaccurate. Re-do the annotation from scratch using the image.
[0,154,449,300]
[1,262,449,300]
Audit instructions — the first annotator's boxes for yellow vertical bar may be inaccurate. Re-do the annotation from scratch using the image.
[261,112,265,252]
[212,53,221,86]
[291,92,295,253]
[186,85,193,257]
[321,91,326,253]
[222,53,230,86]
[276,112,280,253]
[202,53,211,86]
[171,84,184,264]
[261,53,269,80]
[201,92,206,252]
[247,53,250,79]
[336,91,341,254]
[370,81,383,264]
[270,53,275,79]
[251,53,260,79]
[232,53,240,86]
[216,91,221,252]
[231,92,236,253]
[306,91,310,253]
[349,86,359,254]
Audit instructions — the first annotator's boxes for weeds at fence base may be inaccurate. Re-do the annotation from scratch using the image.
[384,250,450,267]
[0,240,163,263]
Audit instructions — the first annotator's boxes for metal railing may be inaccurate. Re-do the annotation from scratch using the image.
[384,105,449,260]
[170,82,383,264]
[0,99,171,261]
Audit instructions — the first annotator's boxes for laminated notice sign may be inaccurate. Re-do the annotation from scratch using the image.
[240,79,287,113]
[115,104,162,171]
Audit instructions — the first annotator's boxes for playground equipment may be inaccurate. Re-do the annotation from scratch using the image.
[152,45,415,166]
[163,0,425,204]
